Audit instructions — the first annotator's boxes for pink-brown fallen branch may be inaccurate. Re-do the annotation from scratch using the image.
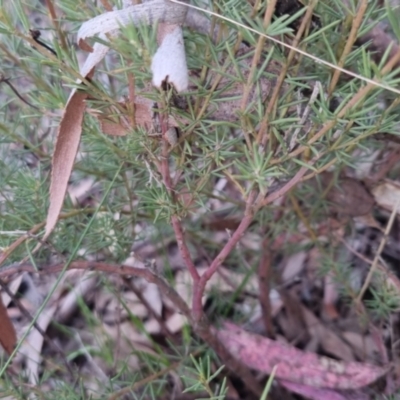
[215,322,388,390]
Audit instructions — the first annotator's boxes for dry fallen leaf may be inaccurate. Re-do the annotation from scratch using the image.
[215,322,387,390]
[44,89,89,239]
[372,179,400,214]
[0,295,17,355]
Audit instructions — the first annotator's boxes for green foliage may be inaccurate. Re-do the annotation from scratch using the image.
[182,355,228,399]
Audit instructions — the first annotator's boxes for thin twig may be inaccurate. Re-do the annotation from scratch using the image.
[0,260,192,316]
[43,0,68,50]
[0,75,40,110]
[0,210,97,268]
[261,165,310,206]
[269,46,400,165]
[240,0,277,116]
[328,0,368,96]
[123,277,175,341]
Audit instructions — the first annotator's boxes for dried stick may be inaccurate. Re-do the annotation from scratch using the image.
[240,0,277,111]
[272,47,400,165]
[0,260,192,316]
[0,222,45,267]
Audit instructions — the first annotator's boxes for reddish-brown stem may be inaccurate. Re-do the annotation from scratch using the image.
[192,190,257,321]
[262,165,309,206]
[44,0,68,50]
[159,123,200,284]
[99,0,113,11]
[171,214,200,282]
[127,63,136,129]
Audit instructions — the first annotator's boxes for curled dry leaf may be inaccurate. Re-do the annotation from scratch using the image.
[215,323,387,390]
[77,0,188,47]
[0,295,16,355]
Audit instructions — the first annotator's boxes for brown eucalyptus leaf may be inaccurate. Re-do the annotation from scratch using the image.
[215,323,387,390]
[45,38,109,238]
[44,89,88,239]
[0,295,16,355]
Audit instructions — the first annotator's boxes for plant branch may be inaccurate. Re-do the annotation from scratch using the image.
[159,132,200,283]
[44,0,68,50]
[328,0,368,96]
[0,75,40,110]
[191,190,258,321]
[261,165,310,206]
